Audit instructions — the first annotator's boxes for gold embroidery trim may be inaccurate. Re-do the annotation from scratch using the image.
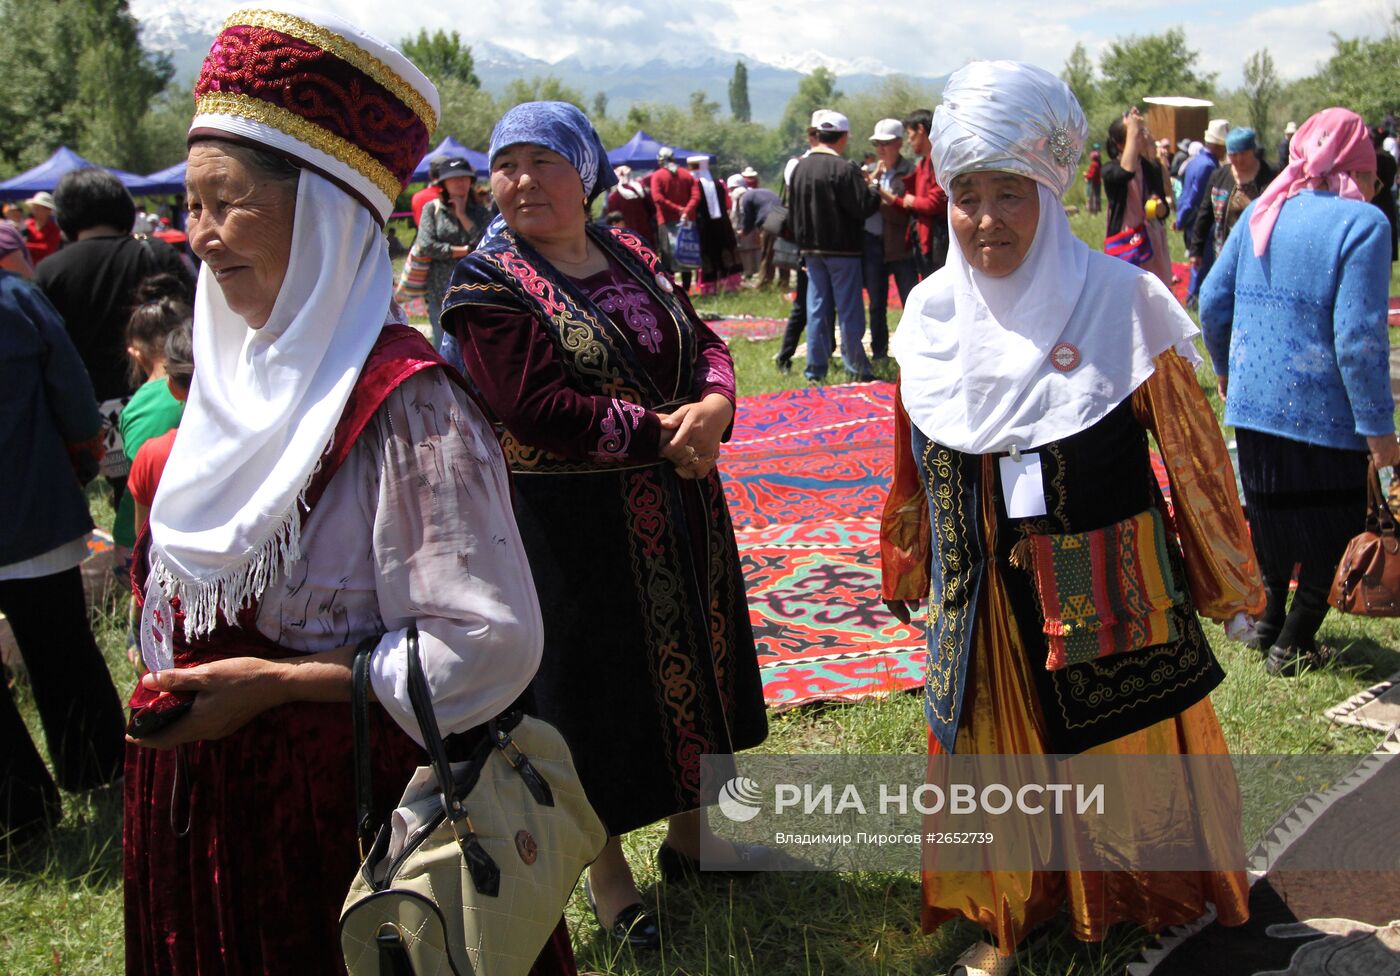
[922,442,968,724]
[222,8,437,131]
[195,92,400,203]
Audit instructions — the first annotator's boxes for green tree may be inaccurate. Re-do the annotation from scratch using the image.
[779,67,841,146]
[132,82,195,174]
[1311,20,1400,127]
[1097,29,1215,112]
[1241,48,1281,145]
[433,77,498,148]
[836,75,943,158]
[591,90,608,120]
[400,29,479,87]
[0,0,171,175]
[1061,42,1097,118]
[729,60,751,123]
[689,90,720,122]
[500,76,587,112]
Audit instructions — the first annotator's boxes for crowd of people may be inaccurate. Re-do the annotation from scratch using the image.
[2,5,1398,976]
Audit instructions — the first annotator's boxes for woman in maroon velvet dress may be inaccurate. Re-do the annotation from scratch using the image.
[122,10,570,975]
[444,101,770,950]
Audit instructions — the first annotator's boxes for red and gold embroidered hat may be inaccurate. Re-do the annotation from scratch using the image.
[190,2,438,223]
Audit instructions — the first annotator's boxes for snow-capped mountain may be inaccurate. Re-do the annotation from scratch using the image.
[766,50,896,78]
[128,0,937,124]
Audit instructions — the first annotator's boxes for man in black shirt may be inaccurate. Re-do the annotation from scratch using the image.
[35,168,194,509]
[789,110,880,383]
[35,169,194,403]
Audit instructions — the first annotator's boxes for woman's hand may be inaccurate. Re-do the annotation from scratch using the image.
[658,393,733,479]
[884,599,922,625]
[1215,374,1228,402]
[1367,434,1400,469]
[126,657,291,750]
[451,245,473,259]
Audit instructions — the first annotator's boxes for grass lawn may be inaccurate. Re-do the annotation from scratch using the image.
[3,215,1398,975]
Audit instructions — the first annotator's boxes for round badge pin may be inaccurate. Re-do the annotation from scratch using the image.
[655,272,674,293]
[1050,342,1081,372]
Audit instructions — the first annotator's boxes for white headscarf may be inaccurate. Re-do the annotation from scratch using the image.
[690,158,724,219]
[891,61,1199,456]
[141,170,393,661]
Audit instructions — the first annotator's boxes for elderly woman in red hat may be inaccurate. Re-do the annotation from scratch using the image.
[123,6,565,973]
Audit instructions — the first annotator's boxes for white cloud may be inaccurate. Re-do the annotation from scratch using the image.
[131,0,1395,88]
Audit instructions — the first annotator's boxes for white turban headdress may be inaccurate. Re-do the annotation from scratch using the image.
[929,60,1087,199]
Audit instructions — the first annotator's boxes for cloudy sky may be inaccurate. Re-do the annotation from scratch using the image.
[133,0,1398,86]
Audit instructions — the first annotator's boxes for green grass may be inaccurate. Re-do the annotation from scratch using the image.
[5,224,1399,975]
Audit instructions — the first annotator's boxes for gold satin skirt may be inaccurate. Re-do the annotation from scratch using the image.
[920,553,1251,952]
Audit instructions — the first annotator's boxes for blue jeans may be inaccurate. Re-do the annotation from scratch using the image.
[804,254,870,381]
[862,233,918,358]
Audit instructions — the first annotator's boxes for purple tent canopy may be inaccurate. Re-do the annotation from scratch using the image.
[412,137,489,182]
[606,130,714,171]
[0,146,161,200]
[143,160,188,195]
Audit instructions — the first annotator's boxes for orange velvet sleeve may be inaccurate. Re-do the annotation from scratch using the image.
[880,379,931,601]
[1131,350,1267,620]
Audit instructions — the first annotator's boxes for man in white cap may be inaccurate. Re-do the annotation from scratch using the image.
[788,109,880,382]
[774,113,833,374]
[1177,117,1228,307]
[22,191,61,265]
[864,118,917,360]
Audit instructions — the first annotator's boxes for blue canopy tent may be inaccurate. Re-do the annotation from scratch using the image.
[411,137,489,182]
[0,146,161,200]
[606,130,714,171]
[142,160,188,195]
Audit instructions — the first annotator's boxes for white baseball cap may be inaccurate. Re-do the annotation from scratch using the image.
[870,118,905,142]
[810,109,850,133]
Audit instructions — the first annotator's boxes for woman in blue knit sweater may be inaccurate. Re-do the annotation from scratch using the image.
[1200,107,1397,676]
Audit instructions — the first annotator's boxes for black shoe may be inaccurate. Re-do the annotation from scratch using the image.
[583,878,660,949]
[773,355,792,374]
[1243,634,1276,655]
[1265,643,1335,677]
[656,840,776,883]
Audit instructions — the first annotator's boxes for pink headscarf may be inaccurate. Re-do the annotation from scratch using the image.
[1248,107,1377,257]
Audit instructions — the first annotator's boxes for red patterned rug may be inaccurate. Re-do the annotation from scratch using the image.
[724,382,922,707]
[703,315,787,342]
[737,519,926,709]
[724,382,896,530]
[723,383,1179,708]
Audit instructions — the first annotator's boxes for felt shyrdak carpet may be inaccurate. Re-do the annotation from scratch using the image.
[723,383,924,707]
[701,315,787,342]
[722,383,1176,707]
[1324,671,1400,733]
[738,518,926,709]
[723,382,897,530]
[1128,730,1400,976]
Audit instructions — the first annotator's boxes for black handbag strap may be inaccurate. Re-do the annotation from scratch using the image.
[403,625,503,897]
[351,635,381,858]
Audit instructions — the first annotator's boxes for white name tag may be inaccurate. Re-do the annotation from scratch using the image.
[998,452,1047,518]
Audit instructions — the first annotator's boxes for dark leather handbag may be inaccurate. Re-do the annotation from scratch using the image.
[1328,462,1400,616]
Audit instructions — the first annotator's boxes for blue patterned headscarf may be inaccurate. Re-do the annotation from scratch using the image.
[488,101,616,204]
